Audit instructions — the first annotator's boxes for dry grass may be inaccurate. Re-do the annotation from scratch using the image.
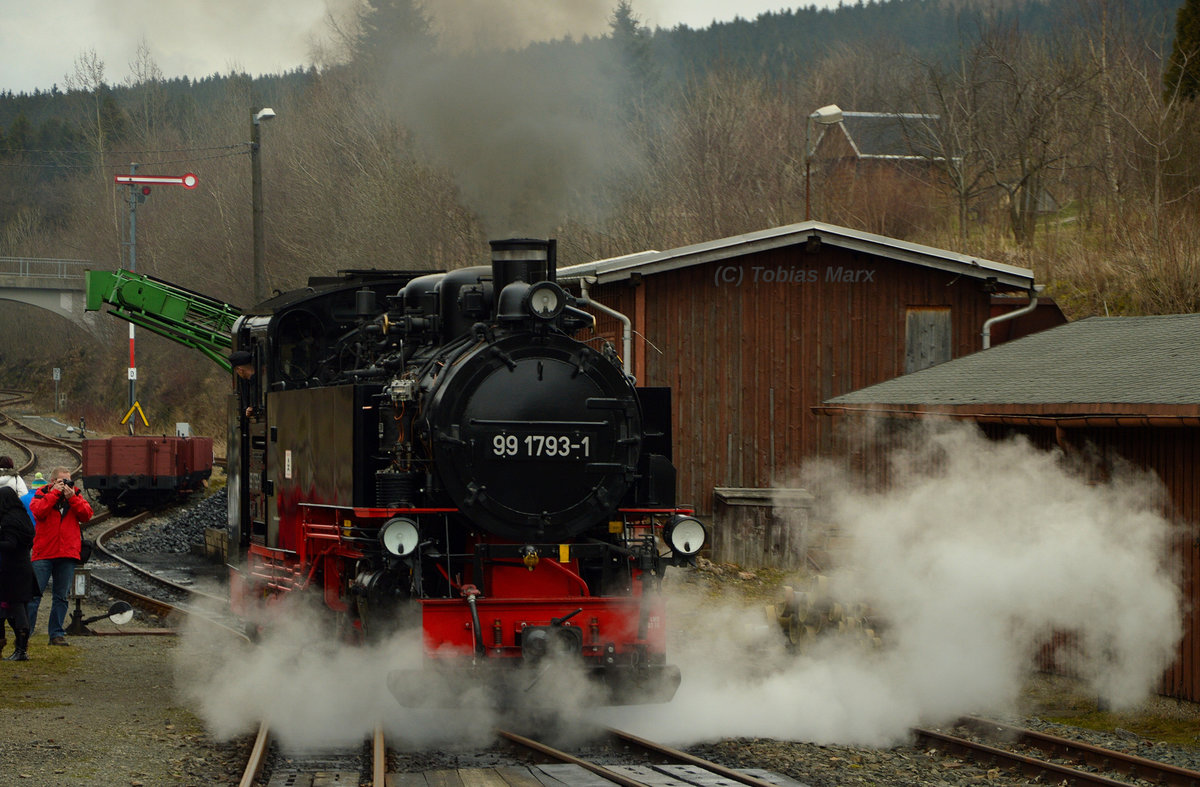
[0,639,81,710]
[1021,672,1200,748]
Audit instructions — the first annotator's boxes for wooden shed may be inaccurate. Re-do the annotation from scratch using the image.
[559,221,1061,527]
[816,314,1200,702]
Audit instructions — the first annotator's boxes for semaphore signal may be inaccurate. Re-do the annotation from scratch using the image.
[112,168,199,432]
[114,172,198,188]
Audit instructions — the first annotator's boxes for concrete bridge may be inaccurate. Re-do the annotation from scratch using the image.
[0,257,97,326]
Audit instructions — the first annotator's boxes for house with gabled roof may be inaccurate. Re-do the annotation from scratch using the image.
[813,111,1060,218]
[820,111,942,162]
[561,221,1064,551]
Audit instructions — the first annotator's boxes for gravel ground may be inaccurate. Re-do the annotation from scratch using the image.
[689,705,1200,787]
[105,487,229,555]
[5,627,1196,787]
[7,489,1197,786]
[0,615,252,785]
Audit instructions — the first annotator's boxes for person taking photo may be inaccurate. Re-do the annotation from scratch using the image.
[27,467,93,646]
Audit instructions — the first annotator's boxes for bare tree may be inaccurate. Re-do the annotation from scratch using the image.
[906,47,997,243]
[63,49,112,174]
[125,38,168,147]
[972,26,1099,246]
[607,68,813,248]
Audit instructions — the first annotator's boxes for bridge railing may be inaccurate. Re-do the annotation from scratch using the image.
[0,257,90,281]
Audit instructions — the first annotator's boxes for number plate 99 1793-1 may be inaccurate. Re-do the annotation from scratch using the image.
[490,432,592,460]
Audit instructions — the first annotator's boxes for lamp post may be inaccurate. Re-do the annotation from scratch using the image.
[804,103,843,221]
[251,107,276,305]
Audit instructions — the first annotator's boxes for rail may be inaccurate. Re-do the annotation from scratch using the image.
[604,727,783,787]
[92,512,232,623]
[953,716,1200,787]
[238,724,385,787]
[0,409,83,477]
[913,719,1200,787]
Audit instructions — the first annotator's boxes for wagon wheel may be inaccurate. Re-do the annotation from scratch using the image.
[786,615,806,648]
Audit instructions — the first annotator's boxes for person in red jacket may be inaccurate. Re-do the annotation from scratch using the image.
[27,466,93,646]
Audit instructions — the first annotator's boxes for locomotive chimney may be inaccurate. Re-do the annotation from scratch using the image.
[490,238,556,293]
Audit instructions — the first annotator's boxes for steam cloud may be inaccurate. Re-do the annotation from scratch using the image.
[605,421,1183,746]
[175,596,504,750]
[176,421,1182,752]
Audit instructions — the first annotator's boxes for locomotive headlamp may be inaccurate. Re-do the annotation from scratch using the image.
[666,516,707,556]
[380,517,420,557]
[525,281,565,320]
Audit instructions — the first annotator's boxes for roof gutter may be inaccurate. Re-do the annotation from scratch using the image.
[982,285,1042,349]
[812,406,1200,428]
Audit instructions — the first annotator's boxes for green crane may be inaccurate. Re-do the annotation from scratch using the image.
[85,269,243,372]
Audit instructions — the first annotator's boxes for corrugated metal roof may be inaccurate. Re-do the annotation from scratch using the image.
[836,112,940,159]
[825,314,1200,406]
[559,221,1034,290]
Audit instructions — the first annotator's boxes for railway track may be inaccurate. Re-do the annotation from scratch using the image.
[309,717,1200,787]
[89,510,243,635]
[915,716,1200,786]
[499,727,803,786]
[241,723,808,787]
[0,388,31,408]
[0,392,82,477]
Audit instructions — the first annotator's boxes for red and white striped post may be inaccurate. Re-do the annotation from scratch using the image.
[112,170,199,430]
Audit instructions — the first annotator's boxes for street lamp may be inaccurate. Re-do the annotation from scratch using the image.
[251,107,276,304]
[804,103,843,221]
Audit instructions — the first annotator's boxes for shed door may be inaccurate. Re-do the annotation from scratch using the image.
[905,307,951,373]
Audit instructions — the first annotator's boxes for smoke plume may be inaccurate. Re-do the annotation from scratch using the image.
[359,2,644,238]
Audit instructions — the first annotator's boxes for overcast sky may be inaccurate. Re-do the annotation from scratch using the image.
[1,0,837,95]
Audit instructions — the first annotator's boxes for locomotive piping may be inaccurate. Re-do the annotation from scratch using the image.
[574,276,634,380]
[465,589,486,658]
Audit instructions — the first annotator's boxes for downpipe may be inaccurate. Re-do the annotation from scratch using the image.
[982,285,1042,349]
[575,276,634,381]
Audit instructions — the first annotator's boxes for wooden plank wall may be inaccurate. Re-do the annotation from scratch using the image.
[589,245,999,515]
[1101,427,1199,703]
[712,488,815,569]
[577,250,1200,701]
[982,423,1200,702]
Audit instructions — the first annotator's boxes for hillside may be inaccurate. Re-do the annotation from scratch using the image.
[0,0,1197,431]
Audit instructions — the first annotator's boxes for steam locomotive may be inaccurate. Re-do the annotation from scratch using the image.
[227,239,703,706]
